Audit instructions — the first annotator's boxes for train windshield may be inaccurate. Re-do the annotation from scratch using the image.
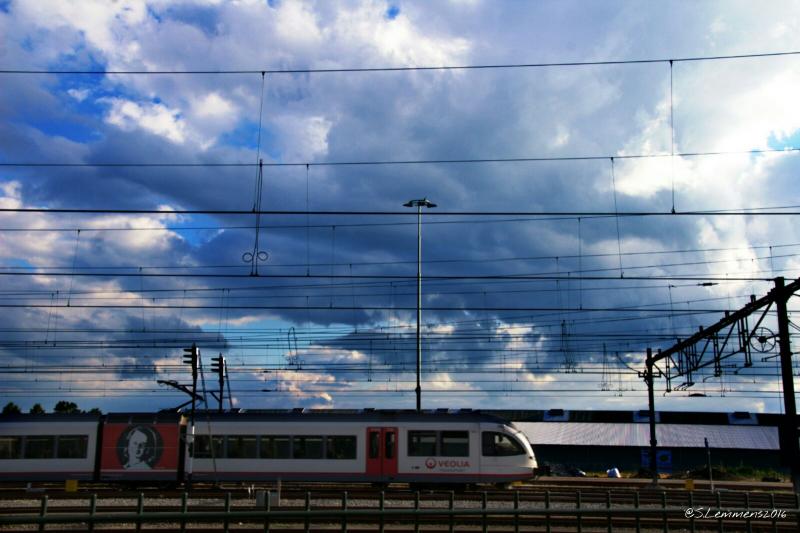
[481,431,526,456]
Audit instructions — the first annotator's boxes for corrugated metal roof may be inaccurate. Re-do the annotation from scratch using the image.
[517,422,779,450]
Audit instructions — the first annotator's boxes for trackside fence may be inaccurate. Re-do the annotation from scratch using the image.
[1,490,798,532]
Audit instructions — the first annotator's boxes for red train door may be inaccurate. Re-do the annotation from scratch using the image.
[365,427,398,479]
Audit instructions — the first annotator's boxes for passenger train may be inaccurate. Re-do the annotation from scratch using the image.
[0,410,538,485]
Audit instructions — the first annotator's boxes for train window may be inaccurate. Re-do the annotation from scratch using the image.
[440,431,469,457]
[293,436,324,459]
[0,436,21,459]
[326,436,357,460]
[368,431,379,459]
[24,436,55,459]
[385,432,395,459]
[192,435,210,458]
[408,431,437,456]
[192,435,224,458]
[260,436,291,459]
[227,436,258,459]
[481,432,525,456]
[56,436,88,459]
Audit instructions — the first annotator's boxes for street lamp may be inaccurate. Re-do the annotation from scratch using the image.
[403,198,437,411]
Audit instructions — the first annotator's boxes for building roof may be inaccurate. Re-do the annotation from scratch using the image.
[517,422,779,450]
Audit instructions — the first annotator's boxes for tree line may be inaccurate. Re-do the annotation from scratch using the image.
[1,401,101,415]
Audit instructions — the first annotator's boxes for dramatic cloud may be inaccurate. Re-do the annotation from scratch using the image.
[0,0,799,414]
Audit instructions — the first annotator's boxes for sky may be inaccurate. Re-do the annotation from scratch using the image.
[1,0,799,415]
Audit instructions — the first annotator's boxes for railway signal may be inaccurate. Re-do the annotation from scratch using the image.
[210,354,225,412]
[183,343,199,379]
[182,343,200,489]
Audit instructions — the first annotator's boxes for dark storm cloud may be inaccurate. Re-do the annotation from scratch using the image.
[1,1,799,412]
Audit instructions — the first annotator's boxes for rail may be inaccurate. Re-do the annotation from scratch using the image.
[1,490,798,532]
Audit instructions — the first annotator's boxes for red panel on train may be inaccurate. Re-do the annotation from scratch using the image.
[100,423,180,474]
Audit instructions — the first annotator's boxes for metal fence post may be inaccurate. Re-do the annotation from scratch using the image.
[514,490,520,533]
[662,490,669,533]
[263,487,271,533]
[576,490,582,533]
[769,493,777,533]
[38,495,47,533]
[88,493,96,533]
[180,492,188,533]
[304,491,311,533]
[415,490,421,533]
[136,493,144,533]
[379,490,385,533]
[795,492,800,531]
[688,491,695,533]
[341,491,348,533]
[449,491,455,533]
[545,490,551,533]
[744,492,752,533]
[634,491,641,533]
[481,491,488,533]
[606,490,612,533]
[716,491,723,533]
[224,492,232,533]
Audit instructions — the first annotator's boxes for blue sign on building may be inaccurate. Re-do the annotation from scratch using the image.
[641,449,673,473]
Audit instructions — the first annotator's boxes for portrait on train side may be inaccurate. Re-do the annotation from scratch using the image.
[116,425,163,469]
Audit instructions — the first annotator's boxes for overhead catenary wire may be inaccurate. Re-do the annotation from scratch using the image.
[2,49,798,74]
[2,146,798,168]
[2,241,797,273]
[669,59,677,213]
[0,270,783,281]
[2,206,800,216]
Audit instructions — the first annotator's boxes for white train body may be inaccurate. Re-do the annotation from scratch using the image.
[0,410,537,485]
[189,411,537,484]
[0,417,98,480]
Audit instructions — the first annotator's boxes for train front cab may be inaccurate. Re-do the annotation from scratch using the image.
[372,418,536,485]
[478,422,538,482]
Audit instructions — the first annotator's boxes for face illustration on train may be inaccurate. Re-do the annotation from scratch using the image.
[117,425,163,469]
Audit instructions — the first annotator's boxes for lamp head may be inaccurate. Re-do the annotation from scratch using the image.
[403,198,437,208]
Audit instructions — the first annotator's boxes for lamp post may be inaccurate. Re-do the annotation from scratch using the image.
[403,198,436,412]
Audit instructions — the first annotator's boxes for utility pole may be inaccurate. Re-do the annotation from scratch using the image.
[645,348,658,487]
[211,354,225,413]
[182,343,199,488]
[403,198,436,411]
[642,276,800,493]
[705,437,714,492]
[774,277,800,492]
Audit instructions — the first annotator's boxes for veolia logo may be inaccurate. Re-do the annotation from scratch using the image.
[438,459,470,468]
[425,457,470,469]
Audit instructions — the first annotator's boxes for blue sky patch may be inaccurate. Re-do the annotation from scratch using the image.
[219,121,281,160]
[161,3,221,37]
[51,42,107,74]
[386,4,400,20]
[3,258,34,269]
[767,129,800,151]
[172,214,226,247]
[23,117,99,144]
[147,5,162,23]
